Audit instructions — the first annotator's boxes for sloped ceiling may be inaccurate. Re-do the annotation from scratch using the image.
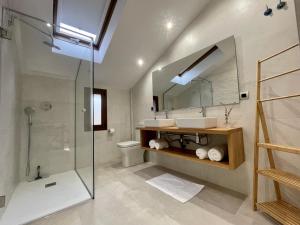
[11,0,53,22]
[10,0,210,88]
[94,0,210,89]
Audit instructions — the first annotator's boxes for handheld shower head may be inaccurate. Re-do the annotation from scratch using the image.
[24,106,35,115]
[24,107,35,125]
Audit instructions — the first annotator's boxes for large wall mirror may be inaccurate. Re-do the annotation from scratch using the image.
[152,36,240,112]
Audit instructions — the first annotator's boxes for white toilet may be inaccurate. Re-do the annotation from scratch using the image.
[117,131,144,167]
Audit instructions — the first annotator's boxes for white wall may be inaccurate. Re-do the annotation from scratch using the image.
[94,83,131,166]
[132,0,300,206]
[19,75,75,180]
[0,0,21,217]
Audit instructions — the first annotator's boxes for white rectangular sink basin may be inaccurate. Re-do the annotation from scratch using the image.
[176,117,217,129]
[144,119,175,127]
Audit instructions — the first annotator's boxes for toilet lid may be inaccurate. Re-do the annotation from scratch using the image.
[117,141,140,148]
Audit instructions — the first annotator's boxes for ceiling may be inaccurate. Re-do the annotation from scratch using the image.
[10,0,53,22]
[94,0,210,89]
[10,0,210,88]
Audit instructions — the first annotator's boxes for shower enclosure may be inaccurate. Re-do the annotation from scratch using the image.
[1,6,94,224]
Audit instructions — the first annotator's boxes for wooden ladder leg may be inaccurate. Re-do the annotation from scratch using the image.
[258,102,282,200]
[253,102,260,210]
[253,61,261,210]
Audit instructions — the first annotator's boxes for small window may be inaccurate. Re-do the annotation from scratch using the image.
[59,23,97,42]
[93,88,107,131]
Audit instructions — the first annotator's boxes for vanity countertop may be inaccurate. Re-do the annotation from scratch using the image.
[138,126,242,135]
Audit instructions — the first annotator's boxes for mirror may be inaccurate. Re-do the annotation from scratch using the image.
[152,36,240,112]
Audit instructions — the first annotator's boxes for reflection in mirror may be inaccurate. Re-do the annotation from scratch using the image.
[152,36,240,112]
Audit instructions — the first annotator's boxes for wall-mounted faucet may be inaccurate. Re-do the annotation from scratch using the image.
[164,110,169,119]
[200,106,206,117]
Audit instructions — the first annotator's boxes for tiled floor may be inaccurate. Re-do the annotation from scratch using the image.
[29,163,280,225]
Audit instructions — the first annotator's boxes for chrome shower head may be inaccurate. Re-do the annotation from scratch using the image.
[43,41,61,50]
[24,106,35,116]
[24,106,35,125]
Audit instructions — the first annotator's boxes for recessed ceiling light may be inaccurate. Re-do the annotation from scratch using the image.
[166,21,173,30]
[137,58,144,66]
[46,23,52,27]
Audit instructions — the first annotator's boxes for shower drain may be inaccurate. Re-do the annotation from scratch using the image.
[45,182,56,188]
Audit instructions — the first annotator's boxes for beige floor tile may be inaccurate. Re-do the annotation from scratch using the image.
[30,162,279,225]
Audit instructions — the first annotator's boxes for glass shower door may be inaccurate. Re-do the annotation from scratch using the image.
[75,49,94,197]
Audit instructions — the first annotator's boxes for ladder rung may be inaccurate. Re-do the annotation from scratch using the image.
[258,143,300,154]
[259,68,300,82]
[259,93,300,102]
[259,43,300,63]
[257,200,300,225]
[257,169,300,191]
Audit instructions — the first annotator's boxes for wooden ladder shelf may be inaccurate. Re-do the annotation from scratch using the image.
[253,43,300,225]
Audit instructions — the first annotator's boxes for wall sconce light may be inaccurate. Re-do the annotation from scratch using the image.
[264,5,273,16]
[277,0,286,9]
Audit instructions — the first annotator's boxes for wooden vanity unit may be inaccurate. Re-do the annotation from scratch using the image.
[139,127,245,170]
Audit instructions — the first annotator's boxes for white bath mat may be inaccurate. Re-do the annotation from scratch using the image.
[146,173,204,203]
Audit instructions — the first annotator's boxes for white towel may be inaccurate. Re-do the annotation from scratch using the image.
[154,139,169,150]
[195,147,210,159]
[208,145,227,162]
[149,139,157,149]
[149,139,169,149]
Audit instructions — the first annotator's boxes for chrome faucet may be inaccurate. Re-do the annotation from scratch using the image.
[164,111,169,119]
[200,106,206,117]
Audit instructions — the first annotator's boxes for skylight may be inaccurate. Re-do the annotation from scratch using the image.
[59,23,96,42]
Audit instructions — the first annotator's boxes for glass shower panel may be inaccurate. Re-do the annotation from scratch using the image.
[75,58,94,197]
[2,8,95,195]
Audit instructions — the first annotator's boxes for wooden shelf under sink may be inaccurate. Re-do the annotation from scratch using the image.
[139,126,245,170]
[142,146,230,169]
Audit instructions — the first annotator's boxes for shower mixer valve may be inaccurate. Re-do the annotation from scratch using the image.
[35,165,42,180]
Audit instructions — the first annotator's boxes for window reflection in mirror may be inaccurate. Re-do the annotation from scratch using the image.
[152,36,239,112]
